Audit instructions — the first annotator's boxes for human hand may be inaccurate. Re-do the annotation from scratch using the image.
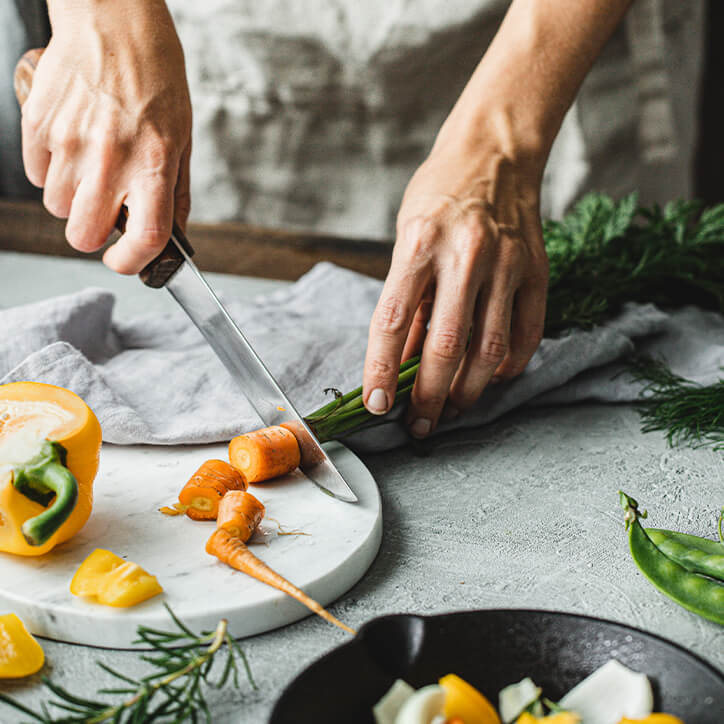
[362,117,549,438]
[21,0,191,273]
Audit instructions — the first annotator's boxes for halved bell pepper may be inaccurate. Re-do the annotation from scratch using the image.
[0,382,101,555]
[0,613,44,678]
[618,716,684,724]
[70,549,163,607]
[439,673,502,724]
[516,713,581,724]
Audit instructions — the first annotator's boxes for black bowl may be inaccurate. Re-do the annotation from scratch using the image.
[270,609,724,723]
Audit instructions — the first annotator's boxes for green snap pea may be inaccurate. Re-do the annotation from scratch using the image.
[619,492,724,626]
[647,528,724,582]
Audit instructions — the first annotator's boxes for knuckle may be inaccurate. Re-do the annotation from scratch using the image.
[132,228,171,252]
[21,101,43,135]
[372,295,411,335]
[429,326,467,361]
[412,389,446,411]
[367,357,397,381]
[142,135,177,176]
[479,331,508,366]
[43,193,70,220]
[499,240,525,270]
[397,215,440,257]
[66,224,104,252]
[458,217,487,255]
[47,121,79,151]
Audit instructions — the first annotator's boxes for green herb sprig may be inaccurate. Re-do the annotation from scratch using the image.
[627,357,724,450]
[0,604,254,724]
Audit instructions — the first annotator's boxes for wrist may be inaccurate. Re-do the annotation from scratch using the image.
[47,0,171,34]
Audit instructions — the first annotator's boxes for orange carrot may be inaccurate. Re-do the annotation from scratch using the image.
[178,459,247,521]
[279,420,325,468]
[206,528,355,635]
[216,491,265,542]
[228,426,301,483]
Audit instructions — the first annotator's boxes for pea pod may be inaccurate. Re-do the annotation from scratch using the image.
[619,492,724,626]
[647,528,724,582]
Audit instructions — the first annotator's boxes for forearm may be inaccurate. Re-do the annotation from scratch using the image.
[438,0,634,176]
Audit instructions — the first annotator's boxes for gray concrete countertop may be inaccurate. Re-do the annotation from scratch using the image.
[1,251,723,722]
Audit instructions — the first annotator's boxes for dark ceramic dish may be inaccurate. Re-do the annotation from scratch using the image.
[270,609,724,723]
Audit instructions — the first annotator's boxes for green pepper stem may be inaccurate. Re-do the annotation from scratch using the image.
[12,441,79,546]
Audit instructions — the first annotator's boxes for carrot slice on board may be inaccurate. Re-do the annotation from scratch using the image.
[216,491,266,542]
[178,459,247,520]
[228,426,301,483]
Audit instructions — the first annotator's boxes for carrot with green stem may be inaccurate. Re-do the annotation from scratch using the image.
[206,528,356,635]
[178,459,247,520]
[229,426,301,483]
[216,491,265,542]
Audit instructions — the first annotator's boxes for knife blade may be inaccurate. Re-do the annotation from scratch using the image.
[140,222,358,504]
[13,47,356,502]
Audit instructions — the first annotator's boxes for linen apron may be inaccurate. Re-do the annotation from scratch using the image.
[0,0,705,238]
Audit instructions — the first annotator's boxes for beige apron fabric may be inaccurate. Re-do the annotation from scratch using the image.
[0,1,705,233]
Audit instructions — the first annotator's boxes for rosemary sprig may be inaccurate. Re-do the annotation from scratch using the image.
[305,193,724,444]
[0,604,255,724]
[627,357,724,450]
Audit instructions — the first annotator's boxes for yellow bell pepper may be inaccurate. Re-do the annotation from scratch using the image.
[0,382,101,555]
[71,549,163,607]
[516,713,581,724]
[0,613,44,678]
[439,673,502,724]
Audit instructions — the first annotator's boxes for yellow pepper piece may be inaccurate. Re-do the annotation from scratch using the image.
[439,673,502,724]
[516,713,581,724]
[0,382,101,556]
[70,549,163,608]
[0,613,44,678]
[618,716,684,724]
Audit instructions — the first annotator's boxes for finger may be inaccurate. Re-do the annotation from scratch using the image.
[401,294,433,363]
[174,142,192,231]
[20,107,50,188]
[65,175,123,253]
[494,214,548,379]
[363,257,432,416]
[42,154,78,219]
[103,177,175,274]
[406,275,477,437]
[493,276,546,379]
[449,274,514,411]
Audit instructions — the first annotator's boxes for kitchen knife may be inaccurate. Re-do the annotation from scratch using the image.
[14,49,358,503]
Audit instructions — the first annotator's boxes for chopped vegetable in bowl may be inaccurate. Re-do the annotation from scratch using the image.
[372,660,684,724]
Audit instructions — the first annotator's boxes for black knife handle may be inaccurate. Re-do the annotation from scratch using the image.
[115,206,195,289]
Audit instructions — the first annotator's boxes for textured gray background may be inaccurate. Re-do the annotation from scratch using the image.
[0,252,722,722]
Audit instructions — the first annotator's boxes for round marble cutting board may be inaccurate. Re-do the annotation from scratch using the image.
[0,441,381,648]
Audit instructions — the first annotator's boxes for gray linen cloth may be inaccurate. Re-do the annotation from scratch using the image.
[2,262,722,452]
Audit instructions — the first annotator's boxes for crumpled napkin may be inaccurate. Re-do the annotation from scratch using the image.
[2,262,722,452]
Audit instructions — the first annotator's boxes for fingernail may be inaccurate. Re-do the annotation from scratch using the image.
[443,406,460,421]
[410,418,432,438]
[367,388,388,415]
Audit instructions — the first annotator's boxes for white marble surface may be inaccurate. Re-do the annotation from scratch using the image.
[0,440,381,647]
